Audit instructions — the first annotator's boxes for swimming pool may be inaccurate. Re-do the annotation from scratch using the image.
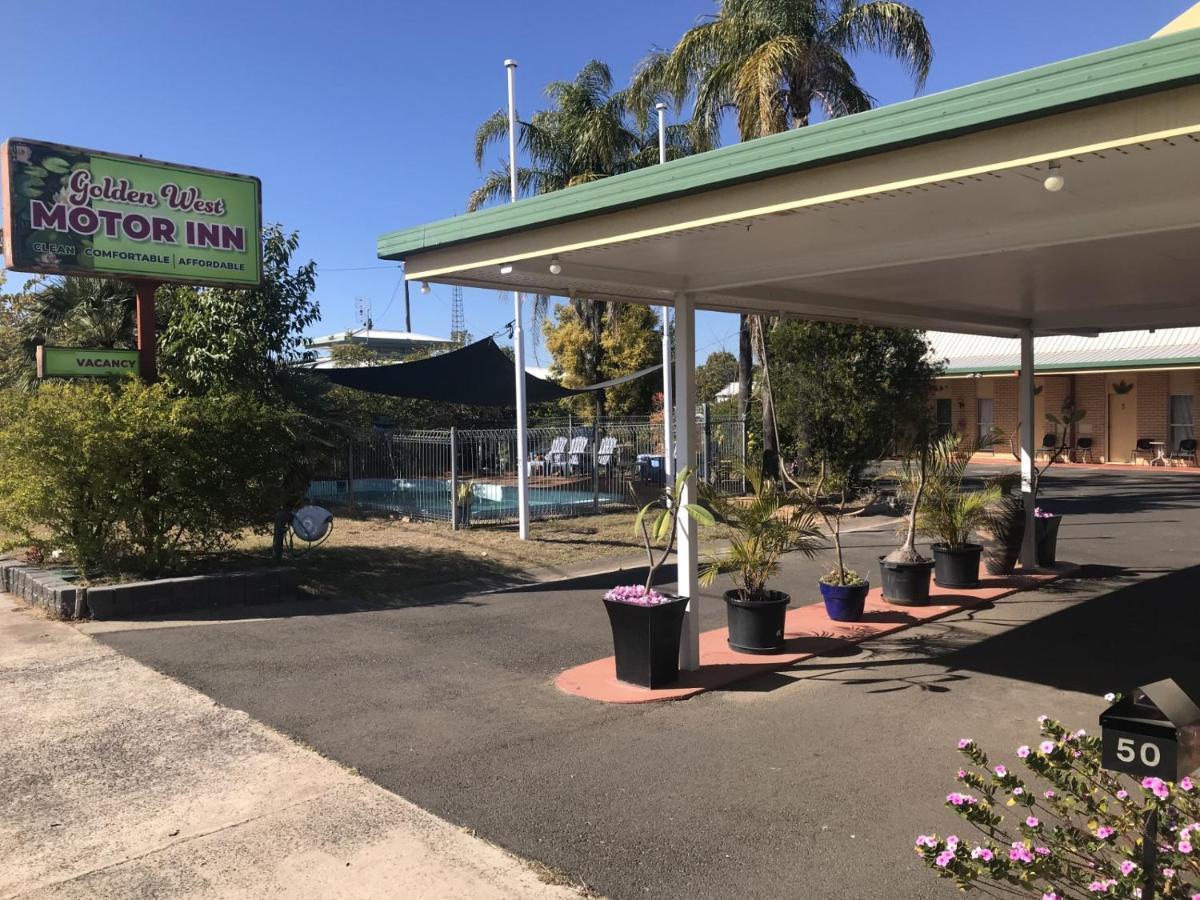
[306,478,624,522]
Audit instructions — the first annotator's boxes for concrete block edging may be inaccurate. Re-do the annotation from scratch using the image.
[0,559,297,620]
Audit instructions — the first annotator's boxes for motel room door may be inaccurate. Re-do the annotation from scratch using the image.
[1108,377,1138,463]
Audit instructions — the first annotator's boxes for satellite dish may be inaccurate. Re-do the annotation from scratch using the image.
[292,505,333,544]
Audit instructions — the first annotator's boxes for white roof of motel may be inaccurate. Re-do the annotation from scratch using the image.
[929,328,1200,374]
[307,328,453,351]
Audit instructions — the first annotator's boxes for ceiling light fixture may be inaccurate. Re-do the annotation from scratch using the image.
[548,256,562,275]
[499,263,514,275]
[1043,160,1065,193]
[419,281,430,294]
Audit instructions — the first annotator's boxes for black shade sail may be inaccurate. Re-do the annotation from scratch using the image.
[318,337,661,407]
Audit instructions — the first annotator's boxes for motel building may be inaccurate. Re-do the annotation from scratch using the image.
[930,329,1199,466]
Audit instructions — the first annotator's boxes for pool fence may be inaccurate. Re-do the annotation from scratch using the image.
[307,409,746,527]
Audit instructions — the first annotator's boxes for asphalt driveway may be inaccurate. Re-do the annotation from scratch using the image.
[92,466,1200,899]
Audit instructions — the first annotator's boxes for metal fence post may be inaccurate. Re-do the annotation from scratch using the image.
[347,438,356,513]
[702,402,711,483]
[591,406,600,513]
[450,427,458,530]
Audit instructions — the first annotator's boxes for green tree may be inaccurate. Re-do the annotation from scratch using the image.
[768,322,941,580]
[634,0,933,460]
[471,60,706,417]
[158,224,318,398]
[696,350,739,404]
[543,302,662,418]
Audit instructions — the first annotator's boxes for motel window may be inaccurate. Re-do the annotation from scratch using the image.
[977,398,995,444]
[1170,395,1195,451]
[935,398,953,438]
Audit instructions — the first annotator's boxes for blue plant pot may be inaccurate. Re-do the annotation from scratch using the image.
[819,580,869,622]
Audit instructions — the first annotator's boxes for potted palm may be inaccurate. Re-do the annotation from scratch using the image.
[918,434,1003,588]
[701,469,822,653]
[980,474,1024,575]
[879,431,936,605]
[603,467,713,688]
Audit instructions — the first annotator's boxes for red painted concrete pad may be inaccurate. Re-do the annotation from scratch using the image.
[555,564,1078,704]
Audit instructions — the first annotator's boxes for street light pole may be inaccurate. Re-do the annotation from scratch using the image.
[656,102,674,480]
[506,58,531,540]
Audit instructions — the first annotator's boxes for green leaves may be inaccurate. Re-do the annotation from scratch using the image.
[701,466,822,597]
[0,381,320,577]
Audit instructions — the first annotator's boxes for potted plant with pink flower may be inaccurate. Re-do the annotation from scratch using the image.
[604,467,713,688]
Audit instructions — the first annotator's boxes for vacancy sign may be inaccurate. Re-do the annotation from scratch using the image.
[2,138,262,286]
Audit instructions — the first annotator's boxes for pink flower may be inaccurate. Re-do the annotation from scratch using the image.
[935,850,954,867]
[1044,790,1056,799]
[604,585,669,606]
[1142,777,1170,800]
[1009,843,1033,864]
[1182,777,1194,792]
[994,765,1007,777]
[1096,826,1115,840]
[1026,816,1040,828]
[946,792,977,807]
[957,769,967,779]
[1035,846,1051,856]
[958,738,974,749]
[915,834,937,848]
[971,846,994,861]
[1038,715,1049,724]
[946,835,959,849]
[1120,860,1138,876]
[1017,745,1031,758]
[1040,740,1056,753]
[1116,790,1128,800]
[1043,893,1062,900]
[1179,841,1193,854]
[1013,787,1024,796]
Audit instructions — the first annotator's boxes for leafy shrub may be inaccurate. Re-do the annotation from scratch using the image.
[0,380,318,577]
[916,705,1200,898]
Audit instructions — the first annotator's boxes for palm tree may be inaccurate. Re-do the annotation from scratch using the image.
[470,59,709,415]
[24,276,138,348]
[633,0,933,468]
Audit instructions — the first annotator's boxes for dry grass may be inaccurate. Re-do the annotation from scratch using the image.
[232,512,732,601]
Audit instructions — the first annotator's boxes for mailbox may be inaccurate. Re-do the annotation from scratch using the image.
[1099,679,1200,782]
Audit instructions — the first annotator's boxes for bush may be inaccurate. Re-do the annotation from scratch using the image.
[0,380,317,577]
[916,704,1200,898]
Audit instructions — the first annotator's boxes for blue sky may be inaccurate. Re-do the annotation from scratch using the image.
[4,1,1193,364]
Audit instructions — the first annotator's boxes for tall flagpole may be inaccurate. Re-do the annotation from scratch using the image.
[657,102,674,480]
[507,59,531,540]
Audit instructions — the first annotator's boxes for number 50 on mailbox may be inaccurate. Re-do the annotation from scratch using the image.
[1100,679,1200,782]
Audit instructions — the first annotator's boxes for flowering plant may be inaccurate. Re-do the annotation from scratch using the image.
[1035,507,1057,519]
[916,703,1200,898]
[603,585,671,606]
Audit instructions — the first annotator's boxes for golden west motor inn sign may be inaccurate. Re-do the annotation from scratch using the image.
[2,138,261,286]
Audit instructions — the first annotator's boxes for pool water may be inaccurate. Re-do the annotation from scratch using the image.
[307,478,623,521]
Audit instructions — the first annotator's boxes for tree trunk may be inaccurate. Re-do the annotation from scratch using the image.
[590,302,606,419]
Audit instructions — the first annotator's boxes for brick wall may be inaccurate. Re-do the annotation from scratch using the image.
[1138,372,1170,444]
[1074,374,1108,459]
[994,377,1019,446]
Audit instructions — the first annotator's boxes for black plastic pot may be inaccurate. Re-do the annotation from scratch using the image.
[878,556,935,606]
[603,594,689,688]
[932,544,983,588]
[724,589,790,654]
[1035,515,1062,567]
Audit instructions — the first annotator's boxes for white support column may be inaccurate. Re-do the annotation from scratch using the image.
[674,292,700,671]
[506,58,530,540]
[1019,327,1038,568]
[661,308,674,478]
[656,103,674,479]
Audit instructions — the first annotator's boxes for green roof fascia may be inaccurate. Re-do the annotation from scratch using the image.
[379,29,1200,262]
[943,356,1200,376]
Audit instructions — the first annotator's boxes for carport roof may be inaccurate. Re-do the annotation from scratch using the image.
[380,28,1200,339]
[380,30,1200,261]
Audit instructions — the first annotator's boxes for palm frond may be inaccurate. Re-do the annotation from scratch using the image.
[829,1,933,91]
